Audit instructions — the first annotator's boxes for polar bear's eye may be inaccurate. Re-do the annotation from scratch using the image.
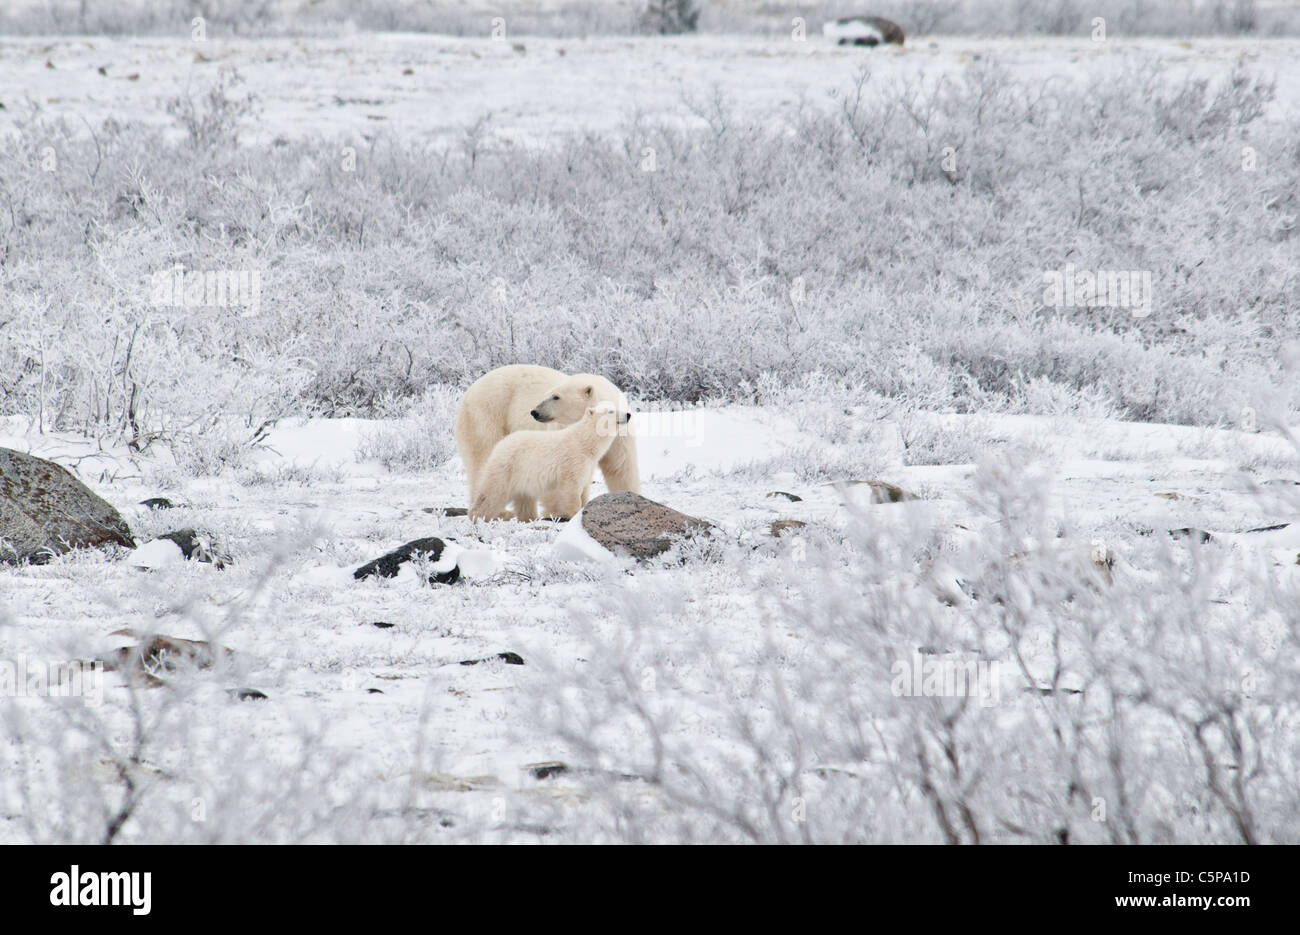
[552,395,560,401]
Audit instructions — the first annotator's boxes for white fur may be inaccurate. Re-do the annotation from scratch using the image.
[455,364,641,511]
[470,403,619,522]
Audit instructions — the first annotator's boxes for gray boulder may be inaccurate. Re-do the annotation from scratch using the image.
[581,492,714,560]
[0,447,134,564]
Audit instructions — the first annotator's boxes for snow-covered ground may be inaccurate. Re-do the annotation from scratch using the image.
[2,29,1298,843]
[3,33,1300,147]
[1,408,1296,842]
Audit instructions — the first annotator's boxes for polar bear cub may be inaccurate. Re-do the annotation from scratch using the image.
[470,402,619,522]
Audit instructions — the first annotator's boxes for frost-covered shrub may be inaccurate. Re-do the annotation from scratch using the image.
[1,63,1296,455]
[518,455,1300,843]
[355,386,462,472]
[640,0,701,35]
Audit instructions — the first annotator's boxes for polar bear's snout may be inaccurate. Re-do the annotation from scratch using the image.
[530,408,549,422]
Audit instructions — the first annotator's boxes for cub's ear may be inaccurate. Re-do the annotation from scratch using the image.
[619,411,631,425]
[584,386,593,396]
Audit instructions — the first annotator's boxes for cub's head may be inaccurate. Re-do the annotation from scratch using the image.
[584,402,620,441]
[529,374,632,428]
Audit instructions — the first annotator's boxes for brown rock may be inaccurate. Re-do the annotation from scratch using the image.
[581,492,715,560]
[838,479,919,503]
[101,629,234,685]
[769,520,807,537]
[0,447,134,564]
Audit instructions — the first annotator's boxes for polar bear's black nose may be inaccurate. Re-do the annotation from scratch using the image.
[530,409,541,420]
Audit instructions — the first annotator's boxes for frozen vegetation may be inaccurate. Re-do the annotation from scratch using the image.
[0,21,1298,843]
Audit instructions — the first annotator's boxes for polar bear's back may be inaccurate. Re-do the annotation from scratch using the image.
[460,364,566,436]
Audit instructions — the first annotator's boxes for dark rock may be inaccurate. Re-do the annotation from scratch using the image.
[228,688,268,701]
[353,536,459,585]
[525,761,568,780]
[581,492,715,560]
[769,519,807,537]
[1169,528,1213,543]
[139,497,175,510]
[365,688,384,694]
[157,528,226,567]
[825,15,906,46]
[1244,523,1291,534]
[766,491,803,502]
[371,621,396,629]
[459,651,525,666]
[0,447,135,563]
[423,506,468,517]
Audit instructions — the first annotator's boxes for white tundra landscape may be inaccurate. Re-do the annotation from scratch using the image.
[0,0,1298,847]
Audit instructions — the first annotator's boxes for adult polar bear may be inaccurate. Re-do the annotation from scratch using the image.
[455,365,640,510]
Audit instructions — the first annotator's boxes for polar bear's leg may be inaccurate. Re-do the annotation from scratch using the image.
[541,488,584,521]
[470,488,509,522]
[455,403,497,505]
[597,434,641,494]
[469,455,514,521]
[512,496,540,523]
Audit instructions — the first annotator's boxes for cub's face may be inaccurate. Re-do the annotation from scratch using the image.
[585,402,619,437]
[530,379,631,427]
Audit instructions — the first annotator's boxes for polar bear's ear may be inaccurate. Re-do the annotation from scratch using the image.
[584,386,593,397]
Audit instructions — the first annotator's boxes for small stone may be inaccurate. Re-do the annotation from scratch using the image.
[423,506,468,517]
[769,520,807,537]
[228,688,268,702]
[139,497,175,510]
[102,630,233,683]
[458,651,525,666]
[156,528,227,567]
[354,536,459,584]
[525,761,568,780]
[837,479,918,503]
[766,491,802,502]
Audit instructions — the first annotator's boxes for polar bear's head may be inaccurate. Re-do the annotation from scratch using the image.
[530,374,632,427]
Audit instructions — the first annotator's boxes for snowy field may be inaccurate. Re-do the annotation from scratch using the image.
[2,405,1298,843]
[4,33,1300,145]
[2,25,1299,844]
